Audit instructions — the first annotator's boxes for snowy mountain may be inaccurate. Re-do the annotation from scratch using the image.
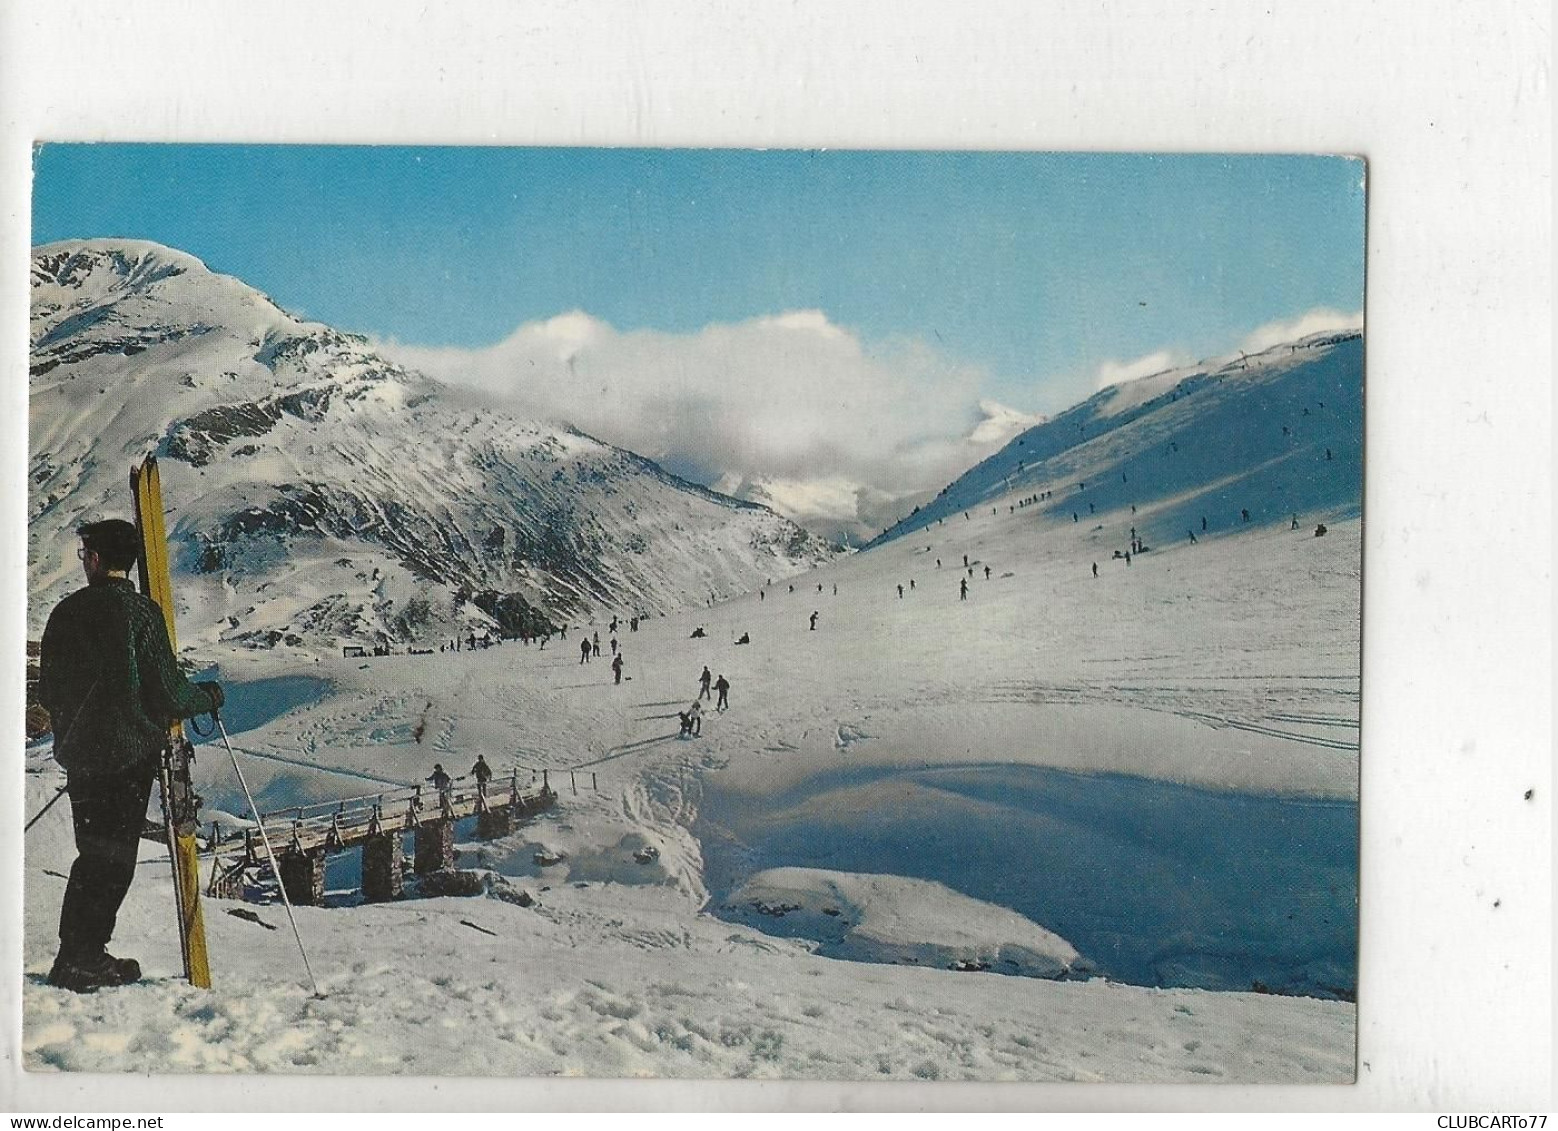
[28,241,835,650]
[868,331,1362,547]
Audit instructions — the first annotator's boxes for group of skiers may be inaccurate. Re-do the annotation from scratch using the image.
[578,632,627,683]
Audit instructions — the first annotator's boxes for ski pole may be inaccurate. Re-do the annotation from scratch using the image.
[213,713,323,998]
[24,785,69,834]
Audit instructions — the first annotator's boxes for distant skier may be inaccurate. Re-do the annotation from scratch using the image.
[963,554,969,568]
[1092,562,1098,578]
[1201,516,1207,531]
[580,637,591,664]
[1188,529,1197,544]
[809,611,819,631]
[759,591,765,601]
[817,583,823,593]
[700,666,712,700]
[471,755,492,793]
[690,626,706,638]
[897,584,903,599]
[735,632,750,645]
[609,617,619,635]
[714,674,730,712]
[427,763,452,794]
[959,578,968,601]
[1125,551,1132,566]
[610,636,618,655]
[678,701,703,737]
[592,633,601,658]
[1291,514,1300,530]
[909,579,915,590]
[984,565,991,580]
[611,653,624,685]
[1241,509,1250,523]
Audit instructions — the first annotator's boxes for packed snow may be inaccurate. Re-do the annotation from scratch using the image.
[23,242,1361,1081]
[22,491,1359,1081]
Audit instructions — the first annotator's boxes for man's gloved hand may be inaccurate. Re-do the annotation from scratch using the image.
[198,681,224,713]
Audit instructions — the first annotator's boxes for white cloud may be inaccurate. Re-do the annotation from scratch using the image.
[1240,308,1363,354]
[1094,350,1185,391]
[379,312,1023,542]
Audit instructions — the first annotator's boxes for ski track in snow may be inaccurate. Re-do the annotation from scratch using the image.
[23,261,1361,1080]
[24,504,1360,1081]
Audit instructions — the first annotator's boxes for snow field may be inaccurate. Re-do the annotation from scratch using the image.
[25,484,1359,1078]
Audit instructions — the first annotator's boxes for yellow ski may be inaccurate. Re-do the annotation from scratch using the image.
[130,455,212,989]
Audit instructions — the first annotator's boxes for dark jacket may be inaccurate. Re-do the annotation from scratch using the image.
[38,577,217,779]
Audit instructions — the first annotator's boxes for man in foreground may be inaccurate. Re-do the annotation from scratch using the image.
[38,519,223,993]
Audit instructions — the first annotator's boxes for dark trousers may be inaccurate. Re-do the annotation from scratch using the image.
[58,767,156,959]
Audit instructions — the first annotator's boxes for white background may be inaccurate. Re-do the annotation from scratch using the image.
[0,0,1550,1114]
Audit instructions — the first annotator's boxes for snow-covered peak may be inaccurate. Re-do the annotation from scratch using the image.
[28,239,836,649]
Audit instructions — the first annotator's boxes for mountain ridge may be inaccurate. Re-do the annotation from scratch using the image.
[28,240,836,651]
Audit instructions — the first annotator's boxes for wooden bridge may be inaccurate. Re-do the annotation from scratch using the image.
[202,769,562,907]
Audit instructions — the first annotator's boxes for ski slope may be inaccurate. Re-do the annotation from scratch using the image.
[21,472,1360,1080]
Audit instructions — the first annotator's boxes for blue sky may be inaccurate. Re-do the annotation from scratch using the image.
[32,145,1363,408]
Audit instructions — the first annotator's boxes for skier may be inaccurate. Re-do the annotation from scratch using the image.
[427,763,452,795]
[471,754,493,793]
[609,617,618,635]
[714,674,730,712]
[963,554,969,568]
[809,611,819,631]
[580,637,591,664]
[1125,551,1132,566]
[735,632,750,645]
[610,636,618,655]
[678,701,703,737]
[1241,509,1250,523]
[611,652,624,685]
[959,578,968,601]
[909,579,915,590]
[984,565,991,580]
[1291,514,1300,531]
[699,666,712,700]
[38,520,224,993]
[1092,562,1098,578]
[897,584,903,599]
[592,633,601,658]
[1188,529,1197,544]
[1201,516,1208,532]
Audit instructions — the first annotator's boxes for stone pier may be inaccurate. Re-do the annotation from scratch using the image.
[362,832,404,901]
[413,820,455,875]
[279,848,326,906]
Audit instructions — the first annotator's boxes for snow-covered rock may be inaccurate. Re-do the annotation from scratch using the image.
[725,867,1088,979]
